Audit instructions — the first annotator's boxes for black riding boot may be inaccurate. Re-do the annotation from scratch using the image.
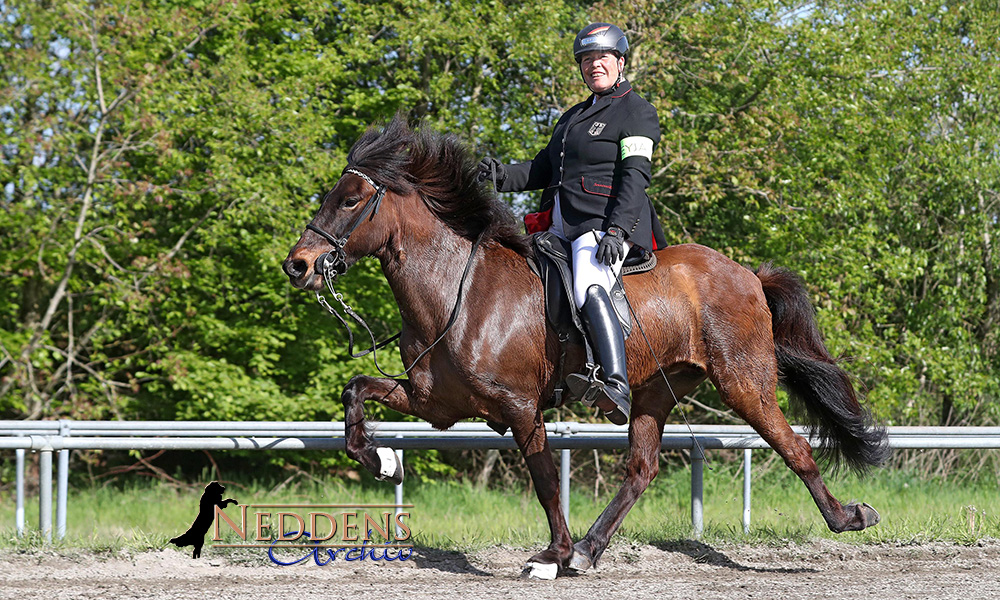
[565,284,631,425]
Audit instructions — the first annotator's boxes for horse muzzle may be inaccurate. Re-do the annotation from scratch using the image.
[282,250,350,290]
[281,256,313,289]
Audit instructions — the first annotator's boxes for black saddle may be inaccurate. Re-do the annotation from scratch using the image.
[487,233,657,434]
[529,231,656,339]
[526,231,656,408]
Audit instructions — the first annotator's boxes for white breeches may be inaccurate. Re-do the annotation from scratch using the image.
[550,193,631,308]
[565,230,631,309]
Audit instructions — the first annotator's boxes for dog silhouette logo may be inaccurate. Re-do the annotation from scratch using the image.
[169,481,238,558]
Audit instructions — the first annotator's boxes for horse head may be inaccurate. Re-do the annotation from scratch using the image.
[282,167,393,290]
[282,116,531,291]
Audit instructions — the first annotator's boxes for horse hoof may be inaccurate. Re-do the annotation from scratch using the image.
[374,447,403,485]
[522,561,558,580]
[566,549,593,572]
[858,502,880,528]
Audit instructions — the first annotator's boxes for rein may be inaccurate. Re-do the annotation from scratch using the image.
[310,167,484,379]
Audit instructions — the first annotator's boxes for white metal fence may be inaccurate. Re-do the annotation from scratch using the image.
[3,420,1000,542]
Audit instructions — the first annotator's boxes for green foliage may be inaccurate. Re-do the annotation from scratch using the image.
[1,1,997,466]
[595,0,999,425]
[0,0,583,425]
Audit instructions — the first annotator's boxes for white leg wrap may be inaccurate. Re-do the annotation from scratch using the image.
[376,447,398,480]
[524,561,558,580]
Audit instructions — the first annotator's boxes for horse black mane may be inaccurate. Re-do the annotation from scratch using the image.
[345,116,532,257]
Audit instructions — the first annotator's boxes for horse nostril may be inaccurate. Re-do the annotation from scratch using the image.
[283,258,308,280]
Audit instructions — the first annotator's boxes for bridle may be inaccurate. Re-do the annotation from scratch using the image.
[306,167,387,278]
[306,166,483,379]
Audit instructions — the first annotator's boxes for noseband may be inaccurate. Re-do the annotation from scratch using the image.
[306,167,387,278]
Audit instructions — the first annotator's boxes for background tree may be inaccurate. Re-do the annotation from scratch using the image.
[597,0,999,428]
[1,1,997,482]
[0,0,584,427]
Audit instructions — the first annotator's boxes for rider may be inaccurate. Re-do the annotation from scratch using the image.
[480,23,666,425]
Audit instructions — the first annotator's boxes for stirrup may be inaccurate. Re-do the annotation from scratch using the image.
[564,364,602,407]
[564,366,630,425]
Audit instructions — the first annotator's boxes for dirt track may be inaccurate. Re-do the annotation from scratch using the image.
[2,540,998,599]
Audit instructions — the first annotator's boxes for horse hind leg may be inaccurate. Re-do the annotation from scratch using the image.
[715,372,879,533]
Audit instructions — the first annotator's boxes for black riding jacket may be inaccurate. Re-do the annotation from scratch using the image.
[500,80,666,251]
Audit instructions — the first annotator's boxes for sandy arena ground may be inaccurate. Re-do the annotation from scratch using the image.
[2,540,999,599]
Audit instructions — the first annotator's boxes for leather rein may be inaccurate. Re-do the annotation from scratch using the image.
[308,167,483,379]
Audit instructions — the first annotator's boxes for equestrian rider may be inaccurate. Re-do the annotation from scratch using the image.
[480,23,666,425]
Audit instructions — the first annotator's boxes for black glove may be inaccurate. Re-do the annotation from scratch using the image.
[595,226,626,266]
[477,158,506,190]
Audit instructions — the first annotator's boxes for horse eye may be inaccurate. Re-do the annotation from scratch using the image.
[343,196,361,208]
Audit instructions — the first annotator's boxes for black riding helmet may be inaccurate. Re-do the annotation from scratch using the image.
[573,23,629,64]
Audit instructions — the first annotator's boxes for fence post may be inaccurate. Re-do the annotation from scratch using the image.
[394,435,404,540]
[16,446,25,537]
[560,427,571,526]
[57,420,70,540]
[690,443,704,539]
[742,448,752,534]
[39,441,53,543]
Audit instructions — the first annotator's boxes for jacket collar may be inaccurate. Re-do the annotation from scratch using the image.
[593,78,633,100]
[571,79,633,124]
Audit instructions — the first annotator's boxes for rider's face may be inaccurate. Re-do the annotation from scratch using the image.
[580,51,624,93]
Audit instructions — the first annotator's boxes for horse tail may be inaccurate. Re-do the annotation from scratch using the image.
[755,262,890,473]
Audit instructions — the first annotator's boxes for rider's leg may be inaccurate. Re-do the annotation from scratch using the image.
[566,231,632,425]
[568,231,630,309]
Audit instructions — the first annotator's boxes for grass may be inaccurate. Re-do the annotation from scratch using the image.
[1,459,998,554]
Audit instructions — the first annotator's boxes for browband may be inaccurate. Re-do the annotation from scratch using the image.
[344,167,378,191]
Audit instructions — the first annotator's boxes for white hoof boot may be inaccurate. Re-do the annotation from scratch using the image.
[375,447,402,483]
[523,561,558,580]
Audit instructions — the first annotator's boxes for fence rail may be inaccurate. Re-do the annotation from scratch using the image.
[4,420,1000,543]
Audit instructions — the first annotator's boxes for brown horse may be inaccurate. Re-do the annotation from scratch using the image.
[282,117,888,579]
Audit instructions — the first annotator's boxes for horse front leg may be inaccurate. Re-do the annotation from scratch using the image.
[508,409,574,580]
[340,375,419,485]
[568,384,673,572]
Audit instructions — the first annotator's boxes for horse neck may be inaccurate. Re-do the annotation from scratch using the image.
[374,194,481,336]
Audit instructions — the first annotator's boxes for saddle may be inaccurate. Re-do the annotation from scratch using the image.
[528,231,656,406]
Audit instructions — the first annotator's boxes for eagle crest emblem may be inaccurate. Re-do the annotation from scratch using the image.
[588,121,606,136]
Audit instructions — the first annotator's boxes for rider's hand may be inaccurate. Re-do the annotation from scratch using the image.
[595,226,626,266]
[477,158,507,190]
